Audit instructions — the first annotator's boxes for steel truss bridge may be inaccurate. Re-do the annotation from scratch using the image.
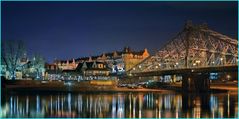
[126,22,238,92]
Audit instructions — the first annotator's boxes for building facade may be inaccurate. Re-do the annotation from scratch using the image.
[54,59,78,70]
[53,47,150,75]
[76,61,111,80]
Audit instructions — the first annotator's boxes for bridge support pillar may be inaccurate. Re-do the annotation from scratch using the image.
[182,73,210,92]
[182,74,194,92]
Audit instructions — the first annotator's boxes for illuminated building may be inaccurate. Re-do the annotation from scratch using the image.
[76,61,111,80]
[54,47,150,74]
[44,63,61,80]
[54,59,78,70]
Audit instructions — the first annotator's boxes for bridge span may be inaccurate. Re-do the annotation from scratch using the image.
[130,65,237,77]
[125,22,238,92]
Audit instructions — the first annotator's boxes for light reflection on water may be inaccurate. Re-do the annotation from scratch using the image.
[1,92,238,118]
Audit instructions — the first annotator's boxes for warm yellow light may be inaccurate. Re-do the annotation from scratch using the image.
[226,75,231,79]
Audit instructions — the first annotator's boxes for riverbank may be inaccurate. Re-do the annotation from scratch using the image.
[2,80,171,93]
[155,82,238,92]
[2,79,238,93]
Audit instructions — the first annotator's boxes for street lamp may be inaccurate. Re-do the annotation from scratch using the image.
[175,62,179,68]
[220,58,224,65]
[226,75,231,80]
[195,60,200,63]
[193,63,196,66]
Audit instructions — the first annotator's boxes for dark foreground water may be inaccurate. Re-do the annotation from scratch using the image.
[1,91,238,118]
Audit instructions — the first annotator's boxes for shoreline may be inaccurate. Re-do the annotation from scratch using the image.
[3,85,237,94]
[2,79,237,93]
[2,85,174,93]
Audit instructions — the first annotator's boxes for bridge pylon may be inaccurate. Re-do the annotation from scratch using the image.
[128,22,238,74]
[126,22,238,92]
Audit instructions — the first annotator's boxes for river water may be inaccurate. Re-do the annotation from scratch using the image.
[1,91,238,118]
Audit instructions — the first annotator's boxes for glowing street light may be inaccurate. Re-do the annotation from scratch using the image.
[226,75,231,80]
[195,60,200,63]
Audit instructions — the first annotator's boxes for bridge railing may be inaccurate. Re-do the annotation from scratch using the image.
[129,64,238,74]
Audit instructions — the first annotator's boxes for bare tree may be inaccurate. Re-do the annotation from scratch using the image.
[31,54,45,79]
[1,40,26,80]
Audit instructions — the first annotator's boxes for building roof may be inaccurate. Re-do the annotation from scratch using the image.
[54,47,149,63]
[76,61,110,71]
[54,59,76,64]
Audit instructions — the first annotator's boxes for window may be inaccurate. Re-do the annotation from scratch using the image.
[98,64,104,68]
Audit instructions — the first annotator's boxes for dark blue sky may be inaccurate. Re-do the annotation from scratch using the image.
[2,1,238,63]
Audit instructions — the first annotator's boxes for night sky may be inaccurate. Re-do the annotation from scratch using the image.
[2,1,238,63]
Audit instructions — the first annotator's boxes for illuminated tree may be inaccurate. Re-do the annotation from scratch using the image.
[31,54,45,79]
[1,40,26,80]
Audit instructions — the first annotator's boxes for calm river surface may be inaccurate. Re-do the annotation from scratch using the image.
[1,91,238,118]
